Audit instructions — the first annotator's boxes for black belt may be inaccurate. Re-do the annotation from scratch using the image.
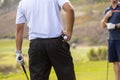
[30,35,63,42]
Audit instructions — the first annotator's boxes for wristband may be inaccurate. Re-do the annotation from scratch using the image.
[16,50,22,53]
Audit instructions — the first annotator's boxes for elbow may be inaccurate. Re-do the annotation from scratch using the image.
[101,20,106,28]
[66,7,74,13]
[16,24,24,35]
[63,3,74,13]
[63,2,74,15]
[65,7,75,18]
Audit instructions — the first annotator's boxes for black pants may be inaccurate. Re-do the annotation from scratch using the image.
[28,36,76,80]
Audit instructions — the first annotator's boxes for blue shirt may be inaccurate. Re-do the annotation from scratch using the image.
[105,4,120,40]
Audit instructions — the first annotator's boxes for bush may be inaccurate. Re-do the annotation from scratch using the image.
[87,48,99,61]
[97,47,108,60]
[0,65,15,74]
[87,46,108,61]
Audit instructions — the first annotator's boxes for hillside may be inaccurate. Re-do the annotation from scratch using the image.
[0,0,110,46]
[72,2,110,45]
[0,10,28,38]
[0,10,16,38]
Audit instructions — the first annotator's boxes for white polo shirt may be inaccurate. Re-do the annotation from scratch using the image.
[16,0,69,40]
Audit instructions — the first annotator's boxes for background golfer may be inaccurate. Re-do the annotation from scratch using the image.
[101,0,120,80]
[15,0,76,80]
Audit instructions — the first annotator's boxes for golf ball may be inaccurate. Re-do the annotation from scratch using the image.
[63,36,67,39]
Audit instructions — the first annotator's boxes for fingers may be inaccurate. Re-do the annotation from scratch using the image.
[18,58,25,65]
[16,54,24,65]
[62,32,72,42]
[20,60,25,65]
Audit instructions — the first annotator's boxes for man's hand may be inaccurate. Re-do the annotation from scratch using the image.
[62,32,72,42]
[106,23,116,29]
[16,50,24,65]
[63,2,74,41]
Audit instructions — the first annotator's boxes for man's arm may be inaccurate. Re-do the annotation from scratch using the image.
[16,23,24,51]
[101,10,112,28]
[62,2,75,41]
[15,23,25,65]
[101,16,109,28]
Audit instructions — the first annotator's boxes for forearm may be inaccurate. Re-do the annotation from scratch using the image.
[16,32,23,51]
[66,8,75,35]
[101,16,109,28]
[16,24,24,51]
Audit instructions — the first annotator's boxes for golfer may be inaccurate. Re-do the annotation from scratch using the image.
[101,0,120,80]
[15,0,76,80]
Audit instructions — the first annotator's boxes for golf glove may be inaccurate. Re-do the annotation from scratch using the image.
[106,23,116,29]
[16,50,24,65]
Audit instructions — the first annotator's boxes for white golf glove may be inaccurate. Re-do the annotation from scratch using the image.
[106,23,116,29]
[16,50,24,65]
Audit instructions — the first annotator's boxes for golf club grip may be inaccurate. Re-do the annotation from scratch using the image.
[21,65,29,80]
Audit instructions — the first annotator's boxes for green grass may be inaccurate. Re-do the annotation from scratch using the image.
[0,39,115,80]
[0,61,114,80]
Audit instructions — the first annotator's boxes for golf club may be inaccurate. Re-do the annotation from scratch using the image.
[21,64,29,80]
[18,56,29,80]
[106,60,109,80]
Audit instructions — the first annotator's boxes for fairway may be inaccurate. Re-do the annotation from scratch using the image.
[0,39,115,80]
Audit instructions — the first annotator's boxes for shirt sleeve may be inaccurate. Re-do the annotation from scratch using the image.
[104,7,110,15]
[104,10,108,15]
[58,0,70,8]
[16,1,26,24]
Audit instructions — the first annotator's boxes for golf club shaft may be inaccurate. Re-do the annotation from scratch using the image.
[21,65,29,80]
[106,61,109,80]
